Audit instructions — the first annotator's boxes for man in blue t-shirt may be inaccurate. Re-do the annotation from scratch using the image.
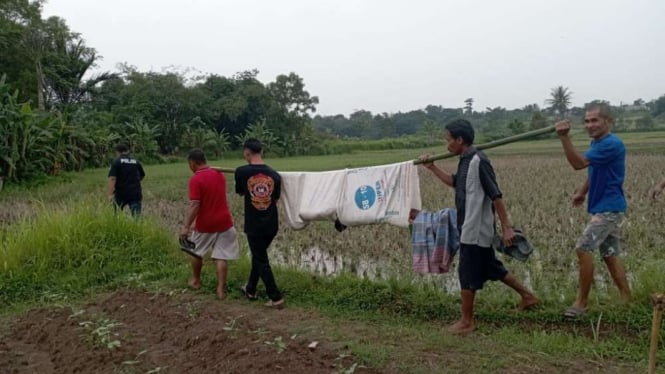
[555,103,631,318]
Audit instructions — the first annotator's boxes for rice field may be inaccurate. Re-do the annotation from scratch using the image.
[271,154,665,304]
[2,132,665,308]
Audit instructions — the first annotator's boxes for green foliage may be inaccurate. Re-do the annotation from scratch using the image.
[419,119,440,140]
[507,119,526,134]
[0,76,58,182]
[630,260,665,302]
[635,115,654,131]
[234,120,278,152]
[112,119,161,159]
[181,126,231,159]
[325,136,439,155]
[0,1,112,110]
[0,0,47,105]
[528,111,547,131]
[651,94,665,117]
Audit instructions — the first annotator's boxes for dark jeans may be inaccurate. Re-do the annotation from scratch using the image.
[114,198,142,217]
[246,232,282,301]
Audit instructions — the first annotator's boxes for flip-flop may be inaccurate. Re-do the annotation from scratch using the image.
[179,237,202,259]
[563,306,586,318]
[265,299,285,310]
[240,285,258,301]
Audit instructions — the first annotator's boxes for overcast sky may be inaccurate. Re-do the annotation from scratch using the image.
[42,0,665,116]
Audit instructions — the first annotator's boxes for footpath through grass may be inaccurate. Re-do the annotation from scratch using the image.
[1,201,663,373]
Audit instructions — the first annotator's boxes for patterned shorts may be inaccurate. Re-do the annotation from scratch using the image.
[576,212,624,257]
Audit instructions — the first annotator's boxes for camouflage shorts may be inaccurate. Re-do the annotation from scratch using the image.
[576,212,624,257]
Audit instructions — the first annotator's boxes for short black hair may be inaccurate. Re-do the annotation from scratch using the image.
[243,138,263,154]
[115,142,129,153]
[187,149,206,164]
[445,119,475,145]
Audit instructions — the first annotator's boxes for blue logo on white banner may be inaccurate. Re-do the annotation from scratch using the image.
[355,185,376,210]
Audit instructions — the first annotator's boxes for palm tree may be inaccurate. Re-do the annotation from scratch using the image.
[546,86,572,116]
[464,98,474,115]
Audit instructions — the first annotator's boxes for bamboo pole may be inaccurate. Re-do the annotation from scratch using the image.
[211,167,236,174]
[649,293,665,374]
[413,124,557,165]
[213,125,557,173]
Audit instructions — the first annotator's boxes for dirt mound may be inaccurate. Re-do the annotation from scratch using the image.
[0,290,378,374]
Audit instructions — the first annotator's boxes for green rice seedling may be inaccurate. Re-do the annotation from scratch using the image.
[78,316,123,350]
[264,336,288,354]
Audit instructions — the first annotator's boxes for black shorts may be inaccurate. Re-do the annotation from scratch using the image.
[458,243,508,291]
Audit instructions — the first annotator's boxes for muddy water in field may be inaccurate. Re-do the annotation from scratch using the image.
[271,243,465,293]
[269,243,634,299]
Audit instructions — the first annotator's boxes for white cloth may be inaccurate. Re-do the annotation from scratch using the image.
[280,161,421,230]
[337,161,421,228]
[280,170,345,230]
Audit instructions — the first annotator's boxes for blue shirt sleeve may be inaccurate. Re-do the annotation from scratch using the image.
[584,135,624,165]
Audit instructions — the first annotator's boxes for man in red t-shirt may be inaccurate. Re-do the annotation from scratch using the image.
[180,149,239,300]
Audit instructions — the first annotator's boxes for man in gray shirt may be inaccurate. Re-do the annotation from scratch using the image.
[421,119,539,335]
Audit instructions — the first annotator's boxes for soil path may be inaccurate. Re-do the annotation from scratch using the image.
[0,290,379,374]
[0,290,653,373]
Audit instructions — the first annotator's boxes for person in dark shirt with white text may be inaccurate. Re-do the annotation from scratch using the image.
[107,142,145,216]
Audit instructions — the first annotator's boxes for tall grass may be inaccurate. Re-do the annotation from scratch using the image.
[0,199,181,306]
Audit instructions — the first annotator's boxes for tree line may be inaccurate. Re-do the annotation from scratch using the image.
[2,1,665,185]
[313,87,665,141]
[1,1,322,184]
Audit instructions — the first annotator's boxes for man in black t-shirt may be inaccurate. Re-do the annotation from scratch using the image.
[235,139,284,309]
[107,142,145,216]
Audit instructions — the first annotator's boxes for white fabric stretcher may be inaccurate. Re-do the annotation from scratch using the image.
[280,161,421,229]
[336,161,421,228]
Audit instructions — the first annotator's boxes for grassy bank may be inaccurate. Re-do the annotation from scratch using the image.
[0,200,181,306]
[1,201,663,371]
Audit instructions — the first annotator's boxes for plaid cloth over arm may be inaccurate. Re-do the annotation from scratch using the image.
[411,208,460,273]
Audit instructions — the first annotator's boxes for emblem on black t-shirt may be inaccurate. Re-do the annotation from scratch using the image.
[247,173,274,211]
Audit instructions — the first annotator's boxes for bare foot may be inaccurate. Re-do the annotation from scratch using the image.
[216,287,226,300]
[518,295,540,311]
[188,279,201,290]
[447,320,475,335]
